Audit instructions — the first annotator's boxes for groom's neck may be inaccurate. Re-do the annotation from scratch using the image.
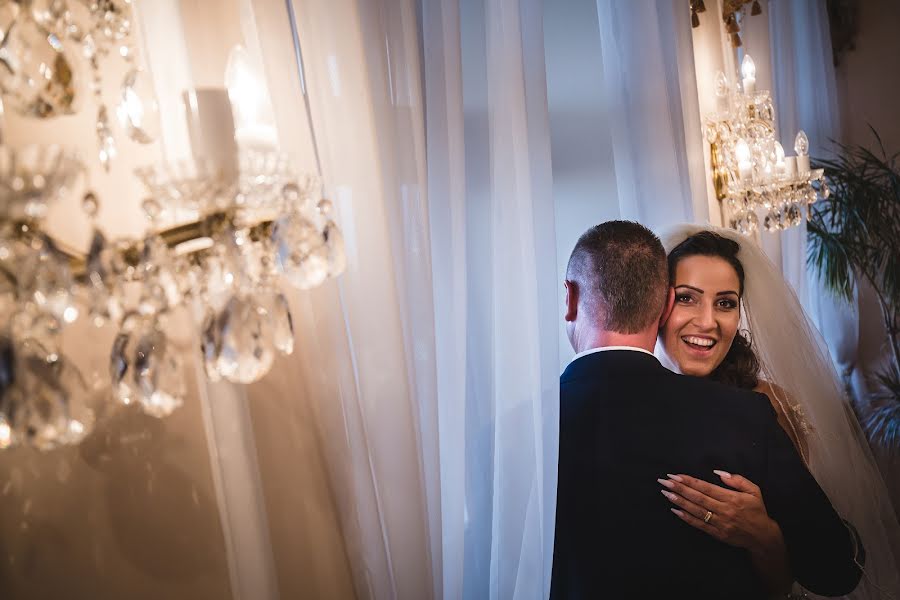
[575,328,657,355]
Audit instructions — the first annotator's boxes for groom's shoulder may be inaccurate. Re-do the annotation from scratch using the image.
[673,372,773,417]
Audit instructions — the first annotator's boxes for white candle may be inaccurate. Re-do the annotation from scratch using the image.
[742,76,756,95]
[235,124,279,153]
[182,88,240,182]
[784,156,797,178]
[794,130,810,175]
[738,161,752,181]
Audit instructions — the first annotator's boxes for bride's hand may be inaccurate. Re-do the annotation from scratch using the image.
[658,471,783,553]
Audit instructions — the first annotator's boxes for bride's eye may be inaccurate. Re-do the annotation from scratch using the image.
[717,298,738,309]
[676,293,693,304]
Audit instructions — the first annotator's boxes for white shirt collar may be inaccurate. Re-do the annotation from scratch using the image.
[568,345,657,366]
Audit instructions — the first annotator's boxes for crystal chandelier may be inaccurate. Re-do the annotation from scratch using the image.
[0,2,346,450]
[704,54,830,235]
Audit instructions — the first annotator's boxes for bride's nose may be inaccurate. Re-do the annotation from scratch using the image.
[692,302,717,330]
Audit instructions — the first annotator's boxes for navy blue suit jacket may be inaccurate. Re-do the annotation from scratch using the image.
[550,350,861,599]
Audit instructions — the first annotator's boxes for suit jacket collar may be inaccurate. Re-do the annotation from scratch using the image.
[561,348,663,384]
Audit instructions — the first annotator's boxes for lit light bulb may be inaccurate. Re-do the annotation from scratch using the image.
[794,130,809,156]
[225,45,278,150]
[741,55,756,81]
[735,138,751,162]
[226,45,263,126]
[0,419,11,449]
[735,138,752,181]
[794,130,810,174]
[741,54,757,95]
[715,71,729,97]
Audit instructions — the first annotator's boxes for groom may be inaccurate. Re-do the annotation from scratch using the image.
[550,221,861,599]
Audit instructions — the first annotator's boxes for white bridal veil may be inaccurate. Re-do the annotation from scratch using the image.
[658,224,900,600]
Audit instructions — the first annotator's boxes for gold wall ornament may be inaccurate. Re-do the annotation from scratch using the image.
[691,0,764,46]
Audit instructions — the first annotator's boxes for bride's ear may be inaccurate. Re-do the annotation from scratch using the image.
[659,287,675,327]
[564,280,578,322]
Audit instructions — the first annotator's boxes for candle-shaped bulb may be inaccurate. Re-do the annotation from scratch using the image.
[225,44,278,150]
[794,130,809,156]
[735,138,751,163]
[715,71,729,97]
[226,45,264,127]
[741,54,756,81]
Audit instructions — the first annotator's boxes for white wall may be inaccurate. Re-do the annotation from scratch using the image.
[834,0,900,155]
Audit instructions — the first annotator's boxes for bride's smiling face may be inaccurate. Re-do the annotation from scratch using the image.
[659,255,741,377]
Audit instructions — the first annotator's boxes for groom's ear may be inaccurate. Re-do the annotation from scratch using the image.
[564,280,578,322]
[659,286,675,327]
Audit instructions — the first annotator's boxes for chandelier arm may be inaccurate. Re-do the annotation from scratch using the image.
[34,211,277,279]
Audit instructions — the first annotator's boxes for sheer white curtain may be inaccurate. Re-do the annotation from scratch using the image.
[423,0,559,597]
[594,0,708,229]
[242,0,438,598]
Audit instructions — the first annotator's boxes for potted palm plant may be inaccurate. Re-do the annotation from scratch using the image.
[807,129,900,459]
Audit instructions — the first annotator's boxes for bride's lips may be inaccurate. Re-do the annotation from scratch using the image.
[681,335,717,357]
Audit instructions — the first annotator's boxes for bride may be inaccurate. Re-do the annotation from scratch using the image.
[654,223,900,599]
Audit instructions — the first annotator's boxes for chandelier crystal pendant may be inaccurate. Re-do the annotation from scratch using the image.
[704,54,829,236]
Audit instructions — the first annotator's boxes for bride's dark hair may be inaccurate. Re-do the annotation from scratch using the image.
[667,231,760,390]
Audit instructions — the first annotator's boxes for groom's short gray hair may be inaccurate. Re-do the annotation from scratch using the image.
[566,220,668,333]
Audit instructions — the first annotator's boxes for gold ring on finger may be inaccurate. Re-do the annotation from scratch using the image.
[703,510,713,524]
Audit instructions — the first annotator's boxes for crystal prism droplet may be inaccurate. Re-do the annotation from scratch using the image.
[118,68,160,144]
[271,293,294,355]
[85,229,124,327]
[787,203,803,227]
[323,220,346,277]
[0,337,94,451]
[110,320,185,418]
[29,0,69,37]
[96,105,117,171]
[272,213,329,290]
[82,191,100,218]
[90,0,133,45]
[0,18,79,118]
[745,210,759,233]
[201,294,275,384]
[18,235,79,324]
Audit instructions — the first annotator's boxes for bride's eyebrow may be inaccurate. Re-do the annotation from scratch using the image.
[675,284,703,294]
[715,290,739,297]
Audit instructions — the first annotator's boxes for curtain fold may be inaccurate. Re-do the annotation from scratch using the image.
[244,0,438,597]
[424,0,559,597]
[594,0,706,228]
